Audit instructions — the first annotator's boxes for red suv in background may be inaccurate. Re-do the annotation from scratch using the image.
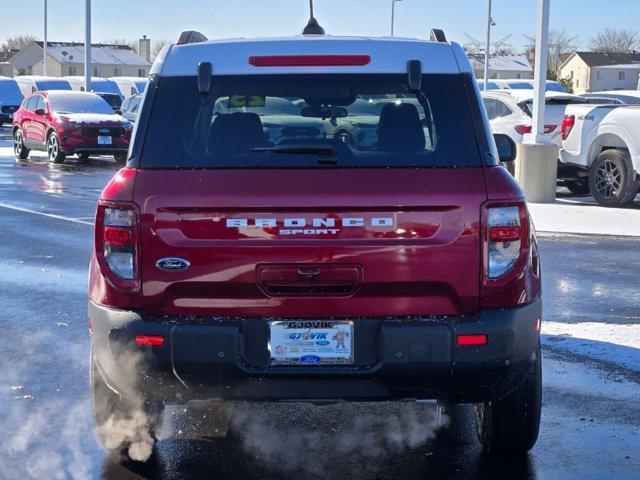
[13,90,132,164]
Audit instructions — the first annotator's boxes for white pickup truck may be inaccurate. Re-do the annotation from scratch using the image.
[560,103,640,207]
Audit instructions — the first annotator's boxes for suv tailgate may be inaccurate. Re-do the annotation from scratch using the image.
[134,168,487,317]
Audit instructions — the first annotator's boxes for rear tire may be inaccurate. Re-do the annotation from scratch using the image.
[47,132,66,164]
[114,153,127,164]
[476,343,542,456]
[589,149,639,207]
[91,354,162,461]
[565,177,590,195]
[13,129,29,160]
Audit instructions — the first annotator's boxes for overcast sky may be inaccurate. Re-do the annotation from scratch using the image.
[2,0,640,52]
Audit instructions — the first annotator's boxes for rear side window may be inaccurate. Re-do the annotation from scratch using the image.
[138,74,482,169]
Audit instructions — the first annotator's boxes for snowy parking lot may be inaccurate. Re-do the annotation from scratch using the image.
[0,124,639,479]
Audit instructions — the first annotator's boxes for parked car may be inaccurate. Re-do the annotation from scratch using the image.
[214,96,325,145]
[483,79,568,92]
[560,103,640,206]
[120,93,142,122]
[89,32,542,460]
[580,90,640,105]
[12,90,132,164]
[14,76,72,96]
[481,89,586,176]
[108,76,148,99]
[0,76,23,127]
[62,76,123,99]
[95,92,123,114]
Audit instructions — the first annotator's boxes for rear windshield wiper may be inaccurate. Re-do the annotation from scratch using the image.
[250,145,334,155]
[250,145,338,165]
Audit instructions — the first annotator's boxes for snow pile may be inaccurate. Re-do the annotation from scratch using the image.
[542,322,640,373]
[529,197,640,237]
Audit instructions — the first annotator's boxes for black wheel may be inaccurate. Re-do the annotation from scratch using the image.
[476,343,542,456]
[13,129,29,160]
[91,354,162,461]
[565,177,591,195]
[589,149,639,207]
[114,153,127,164]
[78,153,91,162]
[47,132,66,164]
[501,160,515,176]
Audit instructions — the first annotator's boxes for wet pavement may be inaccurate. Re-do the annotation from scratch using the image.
[0,125,638,480]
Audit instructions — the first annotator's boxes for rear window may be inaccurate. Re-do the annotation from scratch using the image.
[139,74,482,169]
[47,93,114,115]
[98,93,123,109]
[91,80,121,96]
[35,80,71,91]
[0,79,23,102]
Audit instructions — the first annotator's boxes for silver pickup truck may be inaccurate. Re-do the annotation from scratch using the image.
[560,103,640,207]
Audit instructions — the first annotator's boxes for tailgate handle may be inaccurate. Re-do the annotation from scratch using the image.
[297,267,321,282]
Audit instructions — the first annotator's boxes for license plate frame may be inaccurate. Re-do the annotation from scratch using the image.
[97,135,112,145]
[268,320,354,365]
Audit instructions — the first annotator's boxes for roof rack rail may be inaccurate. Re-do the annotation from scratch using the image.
[430,29,447,43]
[177,31,208,45]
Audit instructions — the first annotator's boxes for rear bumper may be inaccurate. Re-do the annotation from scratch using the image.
[89,300,541,404]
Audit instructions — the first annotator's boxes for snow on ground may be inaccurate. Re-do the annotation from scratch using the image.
[542,322,640,373]
[529,196,640,237]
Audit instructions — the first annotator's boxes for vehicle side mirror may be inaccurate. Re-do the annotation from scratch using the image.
[34,108,46,116]
[493,133,516,163]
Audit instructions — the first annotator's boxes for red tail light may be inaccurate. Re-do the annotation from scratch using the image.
[514,124,532,135]
[482,202,529,284]
[95,201,140,290]
[561,114,575,140]
[249,55,371,67]
[514,124,556,135]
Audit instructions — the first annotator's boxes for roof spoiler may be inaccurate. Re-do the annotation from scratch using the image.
[430,29,447,43]
[177,31,208,45]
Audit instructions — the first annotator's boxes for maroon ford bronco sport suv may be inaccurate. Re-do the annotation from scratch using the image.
[88,33,541,458]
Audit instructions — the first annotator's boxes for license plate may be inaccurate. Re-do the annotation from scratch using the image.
[8,114,12,119]
[97,135,112,145]
[269,320,353,365]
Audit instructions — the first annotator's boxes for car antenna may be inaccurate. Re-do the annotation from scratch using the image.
[302,0,325,35]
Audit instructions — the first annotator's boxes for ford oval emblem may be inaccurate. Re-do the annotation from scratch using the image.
[156,257,190,272]
[300,355,322,364]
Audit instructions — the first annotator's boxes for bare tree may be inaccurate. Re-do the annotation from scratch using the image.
[587,28,640,53]
[1,34,38,52]
[152,40,170,60]
[524,29,579,76]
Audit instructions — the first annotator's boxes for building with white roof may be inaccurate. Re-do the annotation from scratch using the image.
[469,54,533,80]
[9,40,152,79]
[559,51,640,94]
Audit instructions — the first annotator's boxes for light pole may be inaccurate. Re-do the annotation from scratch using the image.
[391,0,402,36]
[43,0,47,76]
[517,0,557,204]
[483,0,494,90]
[84,0,91,92]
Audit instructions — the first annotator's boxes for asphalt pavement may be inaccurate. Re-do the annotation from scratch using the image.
[0,126,638,480]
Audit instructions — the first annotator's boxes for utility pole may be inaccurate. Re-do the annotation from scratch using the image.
[391,0,402,36]
[43,0,48,75]
[84,0,91,92]
[483,0,493,90]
